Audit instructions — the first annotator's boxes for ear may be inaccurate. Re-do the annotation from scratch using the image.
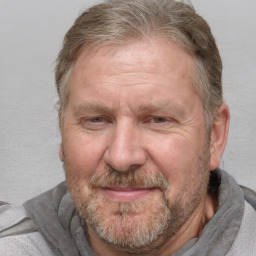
[59,143,64,162]
[209,104,230,170]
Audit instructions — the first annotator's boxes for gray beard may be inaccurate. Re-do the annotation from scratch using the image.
[66,166,209,255]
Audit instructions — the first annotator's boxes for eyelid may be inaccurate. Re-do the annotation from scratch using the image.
[80,113,111,121]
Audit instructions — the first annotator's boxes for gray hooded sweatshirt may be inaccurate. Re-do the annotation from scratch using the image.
[0,169,256,256]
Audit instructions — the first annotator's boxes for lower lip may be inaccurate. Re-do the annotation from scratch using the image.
[101,187,155,201]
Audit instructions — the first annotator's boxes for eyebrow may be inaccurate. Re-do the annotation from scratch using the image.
[73,103,113,116]
[137,102,186,117]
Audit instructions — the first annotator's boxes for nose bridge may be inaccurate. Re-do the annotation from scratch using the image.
[104,119,146,171]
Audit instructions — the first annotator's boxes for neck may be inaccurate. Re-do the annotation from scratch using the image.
[88,192,217,256]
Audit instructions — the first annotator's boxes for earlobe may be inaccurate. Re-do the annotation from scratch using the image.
[59,144,64,162]
[209,104,230,170]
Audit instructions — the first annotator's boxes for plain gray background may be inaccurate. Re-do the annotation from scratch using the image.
[0,0,255,206]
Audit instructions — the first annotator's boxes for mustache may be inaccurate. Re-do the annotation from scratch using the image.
[88,168,170,192]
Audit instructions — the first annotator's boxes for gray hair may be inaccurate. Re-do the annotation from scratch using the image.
[55,0,223,130]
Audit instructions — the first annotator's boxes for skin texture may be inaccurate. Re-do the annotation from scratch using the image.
[60,38,229,256]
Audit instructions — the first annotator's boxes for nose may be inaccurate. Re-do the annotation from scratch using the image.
[103,121,147,172]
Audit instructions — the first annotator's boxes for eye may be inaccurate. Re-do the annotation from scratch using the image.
[142,116,177,132]
[90,117,105,123]
[151,117,167,123]
[80,116,110,131]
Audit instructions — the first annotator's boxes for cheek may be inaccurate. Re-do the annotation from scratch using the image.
[63,132,108,182]
[150,135,201,176]
[148,134,207,200]
[63,137,103,206]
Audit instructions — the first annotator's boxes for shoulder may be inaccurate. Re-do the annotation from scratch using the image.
[226,186,256,256]
[0,231,56,256]
[226,201,256,256]
[0,203,55,256]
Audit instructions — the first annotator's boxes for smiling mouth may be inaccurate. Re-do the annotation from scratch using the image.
[100,186,156,201]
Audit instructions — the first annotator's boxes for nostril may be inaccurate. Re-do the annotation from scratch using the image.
[127,164,143,172]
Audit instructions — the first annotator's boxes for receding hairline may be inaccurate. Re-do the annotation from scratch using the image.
[59,34,199,108]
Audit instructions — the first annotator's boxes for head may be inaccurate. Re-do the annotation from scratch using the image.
[56,0,229,254]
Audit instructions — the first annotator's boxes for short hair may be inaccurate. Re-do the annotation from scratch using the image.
[55,0,223,130]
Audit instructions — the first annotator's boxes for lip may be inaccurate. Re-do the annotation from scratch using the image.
[100,186,155,201]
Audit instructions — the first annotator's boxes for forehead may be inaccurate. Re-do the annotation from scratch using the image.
[68,38,198,112]
[72,37,195,83]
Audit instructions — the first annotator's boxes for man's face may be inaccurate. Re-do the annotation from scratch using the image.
[61,39,212,250]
